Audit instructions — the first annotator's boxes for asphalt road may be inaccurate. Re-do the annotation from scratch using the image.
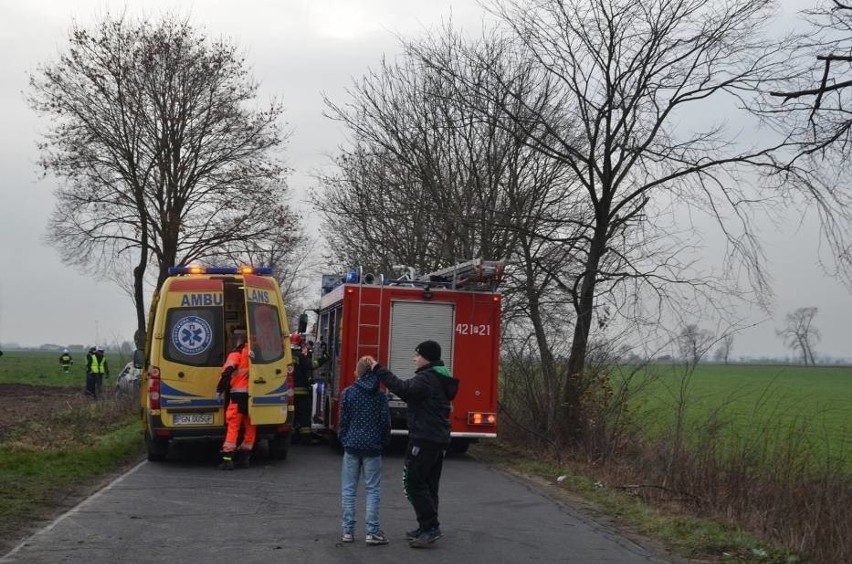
[1,443,670,563]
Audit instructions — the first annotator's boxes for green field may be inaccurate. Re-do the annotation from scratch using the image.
[0,350,129,388]
[625,363,852,473]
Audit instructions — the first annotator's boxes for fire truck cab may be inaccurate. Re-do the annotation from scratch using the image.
[309,259,503,453]
[141,266,294,462]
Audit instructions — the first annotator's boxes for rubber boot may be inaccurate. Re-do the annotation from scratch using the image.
[218,451,235,470]
[236,449,251,469]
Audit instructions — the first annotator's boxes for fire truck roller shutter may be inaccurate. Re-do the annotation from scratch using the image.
[388,301,455,379]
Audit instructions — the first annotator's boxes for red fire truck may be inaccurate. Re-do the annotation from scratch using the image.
[307,259,503,453]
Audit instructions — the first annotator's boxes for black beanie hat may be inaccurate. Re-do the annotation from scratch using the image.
[415,340,441,363]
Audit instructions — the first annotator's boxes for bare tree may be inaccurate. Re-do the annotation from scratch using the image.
[769,1,852,153]
[318,0,802,443]
[777,307,820,365]
[677,324,716,367]
[759,1,852,283]
[29,13,301,338]
[407,0,793,439]
[318,34,546,275]
[713,333,735,364]
[318,31,592,444]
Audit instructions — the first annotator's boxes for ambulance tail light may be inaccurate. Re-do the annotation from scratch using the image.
[467,412,496,426]
[148,365,161,409]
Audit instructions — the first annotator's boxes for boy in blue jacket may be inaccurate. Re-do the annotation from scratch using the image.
[339,356,391,545]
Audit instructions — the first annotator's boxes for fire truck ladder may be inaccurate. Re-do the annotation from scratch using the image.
[356,269,384,358]
[420,258,505,290]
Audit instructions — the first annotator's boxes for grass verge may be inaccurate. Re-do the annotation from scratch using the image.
[471,441,801,564]
[0,400,143,555]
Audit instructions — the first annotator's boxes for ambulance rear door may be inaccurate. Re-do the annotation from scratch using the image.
[243,274,289,425]
[157,277,225,426]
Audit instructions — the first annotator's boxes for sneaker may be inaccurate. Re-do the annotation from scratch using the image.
[365,531,389,545]
[341,532,354,543]
[409,527,442,548]
[405,528,422,541]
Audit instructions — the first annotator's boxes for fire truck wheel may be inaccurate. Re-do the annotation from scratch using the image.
[145,431,168,462]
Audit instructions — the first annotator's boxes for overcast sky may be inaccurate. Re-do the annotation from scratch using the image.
[1,0,849,359]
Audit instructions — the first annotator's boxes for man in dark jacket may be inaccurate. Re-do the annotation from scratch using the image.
[370,340,459,548]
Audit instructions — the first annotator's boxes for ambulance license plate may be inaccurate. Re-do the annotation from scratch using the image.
[173,413,214,425]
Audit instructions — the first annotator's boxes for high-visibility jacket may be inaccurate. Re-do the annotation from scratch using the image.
[88,355,107,375]
[218,345,250,393]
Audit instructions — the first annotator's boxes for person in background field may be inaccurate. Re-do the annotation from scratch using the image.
[339,356,391,546]
[369,340,459,548]
[93,346,109,396]
[84,346,97,399]
[216,330,255,470]
[59,348,73,373]
[290,332,327,445]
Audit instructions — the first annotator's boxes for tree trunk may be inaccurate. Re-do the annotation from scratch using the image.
[563,228,606,441]
[133,241,148,347]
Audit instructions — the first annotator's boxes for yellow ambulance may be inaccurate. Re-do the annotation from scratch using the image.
[141,266,294,462]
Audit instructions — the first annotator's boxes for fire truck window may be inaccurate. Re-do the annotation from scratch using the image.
[164,307,224,367]
[247,302,284,364]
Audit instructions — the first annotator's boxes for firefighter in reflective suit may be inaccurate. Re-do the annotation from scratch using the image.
[291,332,327,444]
[216,331,255,470]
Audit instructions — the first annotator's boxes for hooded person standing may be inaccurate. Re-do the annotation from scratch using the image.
[369,340,459,548]
[338,356,391,545]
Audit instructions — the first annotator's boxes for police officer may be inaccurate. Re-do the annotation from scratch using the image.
[291,332,327,445]
[216,330,255,469]
[84,346,97,398]
[94,346,109,396]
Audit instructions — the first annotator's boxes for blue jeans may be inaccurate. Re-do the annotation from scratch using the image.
[341,451,382,535]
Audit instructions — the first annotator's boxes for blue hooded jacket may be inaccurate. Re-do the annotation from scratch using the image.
[338,369,391,456]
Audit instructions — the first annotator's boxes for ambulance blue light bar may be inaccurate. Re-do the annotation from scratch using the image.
[168,266,274,276]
